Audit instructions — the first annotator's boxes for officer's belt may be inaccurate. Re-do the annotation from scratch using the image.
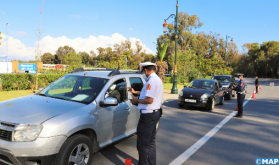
[238,91,245,94]
[140,109,158,114]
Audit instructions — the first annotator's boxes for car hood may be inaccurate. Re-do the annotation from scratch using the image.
[0,95,86,125]
[182,88,212,98]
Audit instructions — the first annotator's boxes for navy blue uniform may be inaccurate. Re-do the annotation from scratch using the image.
[234,79,246,116]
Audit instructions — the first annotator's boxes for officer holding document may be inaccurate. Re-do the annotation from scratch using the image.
[128,62,163,165]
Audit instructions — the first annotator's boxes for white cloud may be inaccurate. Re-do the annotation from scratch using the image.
[11,31,28,36]
[0,33,34,61]
[16,31,27,36]
[0,33,155,61]
[1,12,4,15]
[129,28,133,31]
[70,15,81,19]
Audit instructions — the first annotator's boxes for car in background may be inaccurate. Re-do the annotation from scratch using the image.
[178,79,225,111]
[212,75,235,99]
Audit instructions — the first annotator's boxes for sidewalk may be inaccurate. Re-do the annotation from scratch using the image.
[162,88,183,101]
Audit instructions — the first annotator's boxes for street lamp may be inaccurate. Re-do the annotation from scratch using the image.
[163,0,179,94]
[223,35,233,74]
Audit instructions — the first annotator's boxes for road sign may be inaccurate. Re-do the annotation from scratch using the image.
[18,63,37,73]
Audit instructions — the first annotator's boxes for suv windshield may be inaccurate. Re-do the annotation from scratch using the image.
[213,76,231,82]
[38,75,108,104]
[187,80,214,90]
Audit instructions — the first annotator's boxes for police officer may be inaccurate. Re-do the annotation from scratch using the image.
[229,73,246,118]
[255,76,259,94]
[128,62,163,165]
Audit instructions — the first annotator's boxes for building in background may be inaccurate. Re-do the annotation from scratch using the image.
[0,62,12,73]
[0,61,67,74]
[11,61,43,74]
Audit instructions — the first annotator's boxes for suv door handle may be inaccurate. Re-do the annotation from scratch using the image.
[126,107,131,111]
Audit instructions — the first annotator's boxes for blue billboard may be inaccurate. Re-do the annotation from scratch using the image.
[18,63,37,73]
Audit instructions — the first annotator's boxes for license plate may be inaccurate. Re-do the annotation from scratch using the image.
[185,99,196,103]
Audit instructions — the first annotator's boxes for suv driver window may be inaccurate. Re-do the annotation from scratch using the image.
[129,78,143,96]
[105,79,127,102]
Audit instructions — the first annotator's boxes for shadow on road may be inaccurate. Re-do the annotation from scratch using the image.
[92,135,138,165]
[163,99,235,116]
[99,145,138,165]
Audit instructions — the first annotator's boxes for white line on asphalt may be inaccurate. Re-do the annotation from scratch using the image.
[169,96,252,165]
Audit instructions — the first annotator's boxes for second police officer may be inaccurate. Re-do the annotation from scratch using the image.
[128,62,163,165]
[229,73,246,118]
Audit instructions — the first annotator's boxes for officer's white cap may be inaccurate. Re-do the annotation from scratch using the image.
[236,73,244,76]
[140,62,156,67]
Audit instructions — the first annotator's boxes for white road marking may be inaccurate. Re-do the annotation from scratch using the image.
[169,96,252,165]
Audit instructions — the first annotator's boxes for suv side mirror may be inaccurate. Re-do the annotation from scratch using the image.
[99,97,118,107]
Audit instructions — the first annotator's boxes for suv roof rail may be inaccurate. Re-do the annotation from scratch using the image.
[119,69,141,72]
[71,68,84,73]
[71,67,142,76]
[84,67,107,70]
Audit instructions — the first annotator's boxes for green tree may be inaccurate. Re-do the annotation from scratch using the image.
[41,52,55,64]
[154,39,170,82]
[64,52,83,73]
[79,51,89,64]
[55,45,76,64]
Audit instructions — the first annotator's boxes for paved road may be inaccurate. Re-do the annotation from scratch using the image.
[91,78,279,165]
[1,78,277,165]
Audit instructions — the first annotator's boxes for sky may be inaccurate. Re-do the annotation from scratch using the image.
[0,0,278,61]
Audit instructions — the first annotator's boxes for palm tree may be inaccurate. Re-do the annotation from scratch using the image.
[154,39,170,83]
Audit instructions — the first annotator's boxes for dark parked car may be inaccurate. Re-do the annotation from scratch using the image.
[212,75,235,99]
[178,79,225,111]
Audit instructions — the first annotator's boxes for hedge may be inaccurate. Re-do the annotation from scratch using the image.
[0,73,66,91]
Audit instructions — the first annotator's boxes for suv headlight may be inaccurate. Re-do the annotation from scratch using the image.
[179,91,183,97]
[201,93,210,100]
[13,124,43,142]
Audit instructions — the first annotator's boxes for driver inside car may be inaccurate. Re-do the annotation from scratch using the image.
[105,84,121,102]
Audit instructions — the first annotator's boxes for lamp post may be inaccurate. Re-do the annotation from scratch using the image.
[163,0,179,94]
[223,35,233,75]
[6,23,9,73]
[163,27,172,73]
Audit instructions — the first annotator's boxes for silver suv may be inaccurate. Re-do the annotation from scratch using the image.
[0,68,160,165]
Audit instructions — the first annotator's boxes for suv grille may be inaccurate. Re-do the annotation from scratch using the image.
[0,129,12,141]
[0,154,13,164]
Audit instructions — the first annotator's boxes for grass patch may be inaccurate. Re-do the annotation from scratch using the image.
[163,83,186,90]
[0,90,34,102]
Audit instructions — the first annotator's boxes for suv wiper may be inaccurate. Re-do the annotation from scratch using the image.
[48,96,69,101]
[38,93,47,97]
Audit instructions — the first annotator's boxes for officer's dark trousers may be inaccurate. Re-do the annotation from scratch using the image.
[137,110,161,165]
[237,94,245,116]
[256,85,258,93]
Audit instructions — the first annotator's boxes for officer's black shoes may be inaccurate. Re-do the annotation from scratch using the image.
[234,115,243,118]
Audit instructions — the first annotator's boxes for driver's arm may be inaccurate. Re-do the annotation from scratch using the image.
[128,87,141,95]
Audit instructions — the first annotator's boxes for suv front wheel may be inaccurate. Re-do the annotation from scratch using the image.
[54,134,94,165]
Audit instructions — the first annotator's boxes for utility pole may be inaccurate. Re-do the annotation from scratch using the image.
[6,23,9,73]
